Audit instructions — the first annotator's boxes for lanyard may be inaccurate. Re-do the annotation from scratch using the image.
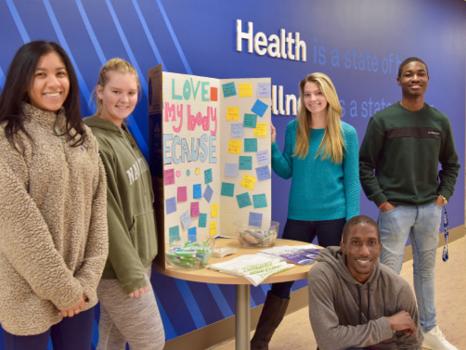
[441,206,449,262]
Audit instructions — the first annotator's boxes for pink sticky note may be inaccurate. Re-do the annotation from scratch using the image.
[190,202,200,217]
[177,186,187,202]
[164,168,175,185]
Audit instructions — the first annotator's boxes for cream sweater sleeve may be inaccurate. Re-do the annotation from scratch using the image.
[0,137,83,310]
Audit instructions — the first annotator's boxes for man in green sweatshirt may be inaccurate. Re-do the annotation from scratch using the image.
[308,215,422,349]
[359,57,460,350]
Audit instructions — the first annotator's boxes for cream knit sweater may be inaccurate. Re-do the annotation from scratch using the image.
[0,104,108,335]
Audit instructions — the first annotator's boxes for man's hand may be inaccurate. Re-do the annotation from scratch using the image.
[60,295,87,317]
[379,201,395,212]
[436,195,448,207]
[387,311,417,335]
[129,285,150,298]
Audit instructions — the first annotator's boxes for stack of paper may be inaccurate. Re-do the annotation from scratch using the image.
[207,254,294,286]
[261,244,322,265]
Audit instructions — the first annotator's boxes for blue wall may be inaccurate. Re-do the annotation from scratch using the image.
[0,0,464,345]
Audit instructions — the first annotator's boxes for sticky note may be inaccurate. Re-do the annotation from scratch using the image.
[228,139,242,154]
[231,123,244,138]
[254,122,268,138]
[191,202,200,217]
[256,82,271,98]
[169,226,180,243]
[221,182,235,197]
[209,221,217,236]
[211,203,219,218]
[236,192,252,208]
[253,194,267,208]
[243,113,257,128]
[256,165,271,181]
[251,99,268,117]
[180,210,191,229]
[226,106,240,121]
[238,83,253,97]
[210,87,218,101]
[256,149,270,166]
[198,213,207,228]
[222,82,236,97]
[204,168,213,184]
[239,156,253,170]
[164,168,175,185]
[240,175,257,190]
[203,184,213,202]
[224,163,239,178]
[165,197,176,214]
[188,227,197,242]
[244,138,258,152]
[249,212,263,227]
[177,186,187,202]
[193,184,202,199]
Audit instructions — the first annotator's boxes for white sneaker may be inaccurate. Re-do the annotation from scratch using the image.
[422,326,457,350]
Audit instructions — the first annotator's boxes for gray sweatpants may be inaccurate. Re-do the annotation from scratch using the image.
[97,271,165,350]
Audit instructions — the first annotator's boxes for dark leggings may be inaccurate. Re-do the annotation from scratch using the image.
[3,307,95,350]
[270,218,346,299]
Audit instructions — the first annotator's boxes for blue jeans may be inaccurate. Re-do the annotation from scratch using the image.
[378,202,441,332]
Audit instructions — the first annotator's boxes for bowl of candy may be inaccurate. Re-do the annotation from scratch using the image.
[238,221,279,248]
[166,240,213,269]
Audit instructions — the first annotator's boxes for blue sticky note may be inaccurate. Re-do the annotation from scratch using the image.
[188,227,197,242]
[253,194,268,208]
[244,138,258,152]
[169,226,180,243]
[256,82,271,98]
[203,184,213,202]
[165,197,177,214]
[231,123,244,138]
[199,213,207,228]
[249,212,263,227]
[193,184,202,199]
[256,166,271,181]
[204,168,213,184]
[256,149,270,166]
[236,192,252,208]
[251,99,268,117]
[224,163,239,178]
[180,210,191,229]
[221,182,235,197]
[239,156,253,170]
[243,113,257,128]
[222,82,236,97]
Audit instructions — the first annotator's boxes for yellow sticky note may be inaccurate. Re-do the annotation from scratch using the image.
[254,122,268,138]
[226,106,240,121]
[228,139,242,154]
[240,175,257,190]
[238,83,253,97]
[211,203,219,218]
[209,221,217,236]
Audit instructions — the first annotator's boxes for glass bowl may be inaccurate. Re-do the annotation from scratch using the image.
[166,241,212,269]
[238,221,279,248]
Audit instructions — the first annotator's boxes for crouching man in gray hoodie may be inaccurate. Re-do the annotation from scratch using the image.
[308,215,422,350]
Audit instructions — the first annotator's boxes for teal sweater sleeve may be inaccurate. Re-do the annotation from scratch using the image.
[342,123,360,220]
[271,121,295,179]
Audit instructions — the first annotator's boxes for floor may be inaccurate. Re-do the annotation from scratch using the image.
[210,236,466,350]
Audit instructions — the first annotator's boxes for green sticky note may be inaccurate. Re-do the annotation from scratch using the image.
[169,226,180,243]
[221,182,235,197]
[239,156,252,170]
[243,113,257,128]
[236,192,252,208]
[199,213,207,228]
[244,138,258,152]
[253,194,267,208]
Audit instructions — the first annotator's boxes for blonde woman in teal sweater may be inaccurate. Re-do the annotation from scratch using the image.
[251,72,360,350]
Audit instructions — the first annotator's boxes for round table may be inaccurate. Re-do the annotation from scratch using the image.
[158,238,318,350]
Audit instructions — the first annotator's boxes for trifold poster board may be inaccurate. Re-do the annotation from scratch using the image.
[149,65,272,267]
